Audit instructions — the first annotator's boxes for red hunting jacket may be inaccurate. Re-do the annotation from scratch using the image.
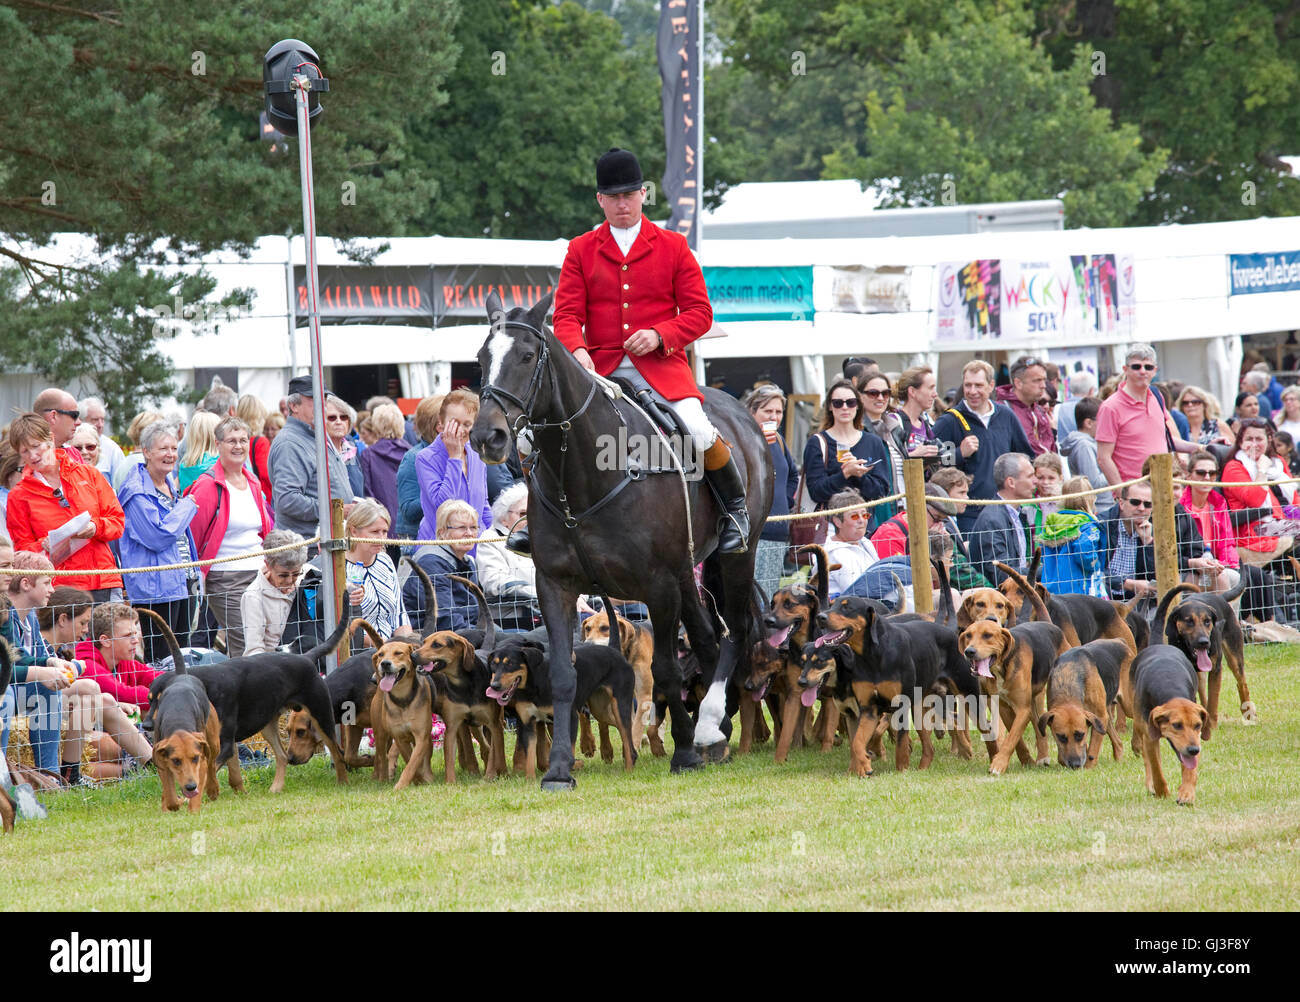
[552,215,712,402]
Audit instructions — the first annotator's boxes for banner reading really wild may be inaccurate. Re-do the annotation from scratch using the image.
[936,254,1134,342]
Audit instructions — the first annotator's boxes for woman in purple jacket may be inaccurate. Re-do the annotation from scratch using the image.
[416,391,492,541]
[116,420,198,662]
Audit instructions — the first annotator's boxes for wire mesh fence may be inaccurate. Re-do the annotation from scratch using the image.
[3,457,1298,809]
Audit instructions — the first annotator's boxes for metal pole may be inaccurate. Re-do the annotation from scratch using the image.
[294,74,339,673]
[284,228,298,377]
[696,0,704,249]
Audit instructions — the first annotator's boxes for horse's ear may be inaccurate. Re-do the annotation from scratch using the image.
[530,292,554,327]
[485,291,504,325]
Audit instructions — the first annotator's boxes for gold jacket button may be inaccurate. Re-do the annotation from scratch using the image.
[621,264,628,271]
[623,283,629,290]
[623,323,630,330]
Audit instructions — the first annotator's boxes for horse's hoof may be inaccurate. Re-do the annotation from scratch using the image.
[696,740,730,764]
[670,749,704,773]
[540,777,576,792]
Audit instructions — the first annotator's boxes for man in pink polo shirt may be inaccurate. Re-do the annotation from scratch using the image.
[1096,344,1194,485]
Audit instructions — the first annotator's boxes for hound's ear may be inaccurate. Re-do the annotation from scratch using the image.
[1003,601,1017,627]
[197,737,211,759]
[1197,705,1209,729]
[371,648,383,670]
[523,647,545,673]
[998,627,1016,663]
[1086,712,1109,735]
[485,291,504,324]
[957,598,973,631]
[1036,712,1053,736]
[1148,707,1168,742]
[153,737,173,764]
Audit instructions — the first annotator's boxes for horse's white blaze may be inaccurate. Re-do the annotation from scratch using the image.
[695,680,728,745]
[486,323,515,387]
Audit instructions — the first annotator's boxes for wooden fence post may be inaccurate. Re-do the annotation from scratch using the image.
[903,458,933,615]
[331,498,350,664]
[1149,453,1179,602]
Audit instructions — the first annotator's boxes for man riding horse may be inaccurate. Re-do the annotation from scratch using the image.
[506,147,750,556]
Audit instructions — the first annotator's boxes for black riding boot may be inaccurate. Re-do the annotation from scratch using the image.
[703,438,750,554]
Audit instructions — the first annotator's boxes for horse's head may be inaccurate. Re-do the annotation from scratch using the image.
[472,290,554,464]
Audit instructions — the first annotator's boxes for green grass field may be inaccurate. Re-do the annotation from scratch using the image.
[4,646,1299,911]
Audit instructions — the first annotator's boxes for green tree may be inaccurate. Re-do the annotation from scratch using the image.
[1032,0,1300,223]
[713,0,1167,226]
[409,1,665,240]
[827,10,1166,227]
[0,0,458,414]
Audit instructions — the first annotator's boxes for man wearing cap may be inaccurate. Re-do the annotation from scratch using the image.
[548,147,750,553]
[267,374,355,539]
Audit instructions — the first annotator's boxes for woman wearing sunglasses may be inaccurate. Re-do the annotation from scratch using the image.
[1178,450,1240,594]
[4,413,125,601]
[857,371,905,504]
[1175,386,1234,446]
[325,394,366,499]
[802,379,890,530]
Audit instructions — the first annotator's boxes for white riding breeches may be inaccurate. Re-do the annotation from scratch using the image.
[611,356,717,453]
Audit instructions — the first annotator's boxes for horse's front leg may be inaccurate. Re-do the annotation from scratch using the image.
[536,573,580,792]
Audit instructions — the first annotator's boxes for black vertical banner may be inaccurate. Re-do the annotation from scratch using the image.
[658,0,699,250]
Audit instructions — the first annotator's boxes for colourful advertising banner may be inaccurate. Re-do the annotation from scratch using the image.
[936,255,1133,341]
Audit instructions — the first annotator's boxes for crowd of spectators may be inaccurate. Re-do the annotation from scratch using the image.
[3,344,1298,790]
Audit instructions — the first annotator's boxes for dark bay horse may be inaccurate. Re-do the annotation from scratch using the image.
[471,292,773,789]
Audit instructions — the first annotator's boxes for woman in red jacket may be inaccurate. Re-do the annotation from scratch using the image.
[187,416,274,658]
[5,413,125,600]
[1220,419,1295,565]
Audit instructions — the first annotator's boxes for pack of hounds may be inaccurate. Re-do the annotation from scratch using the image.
[0,547,1258,832]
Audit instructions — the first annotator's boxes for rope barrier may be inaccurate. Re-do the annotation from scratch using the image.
[766,492,904,522]
[955,476,1147,507]
[0,536,324,578]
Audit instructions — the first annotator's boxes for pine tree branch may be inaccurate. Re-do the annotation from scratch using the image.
[11,0,123,27]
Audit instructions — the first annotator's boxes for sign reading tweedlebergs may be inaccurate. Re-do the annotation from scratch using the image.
[935,254,1134,341]
[829,265,912,313]
[1228,252,1300,295]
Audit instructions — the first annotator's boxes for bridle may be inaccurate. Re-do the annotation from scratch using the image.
[478,318,599,442]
